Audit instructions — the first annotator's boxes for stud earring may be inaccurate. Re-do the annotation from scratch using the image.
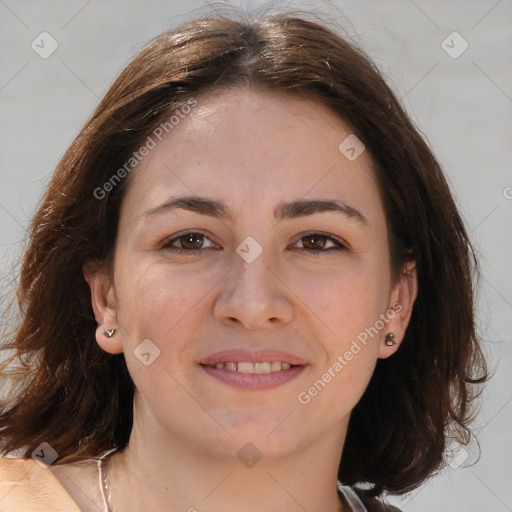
[103,328,116,338]
[384,332,397,346]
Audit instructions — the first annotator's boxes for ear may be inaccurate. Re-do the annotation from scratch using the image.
[83,262,124,355]
[378,260,418,359]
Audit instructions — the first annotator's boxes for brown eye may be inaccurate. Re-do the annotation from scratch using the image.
[293,232,347,253]
[301,234,329,250]
[162,231,216,253]
[178,233,204,250]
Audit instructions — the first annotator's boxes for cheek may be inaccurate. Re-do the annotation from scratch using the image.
[293,271,382,414]
[287,258,389,338]
[113,257,215,348]
[113,260,212,404]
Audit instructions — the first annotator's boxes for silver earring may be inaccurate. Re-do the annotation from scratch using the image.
[103,328,116,338]
[385,333,396,346]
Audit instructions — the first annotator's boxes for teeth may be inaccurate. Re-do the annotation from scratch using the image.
[237,362,254,374]
[208,361,295,373]
[254,362,271,373]
[270,361,282,372]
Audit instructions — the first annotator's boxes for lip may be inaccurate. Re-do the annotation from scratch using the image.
[199,349,308,390]
[200,364,306,390]
[199,349,307,366]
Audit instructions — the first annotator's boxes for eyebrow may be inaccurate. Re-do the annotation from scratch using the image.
[142,195,368,224]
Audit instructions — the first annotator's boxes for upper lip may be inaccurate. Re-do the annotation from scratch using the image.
[199,349,307,366]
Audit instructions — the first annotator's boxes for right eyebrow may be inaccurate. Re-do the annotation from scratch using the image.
[142,196,232,220]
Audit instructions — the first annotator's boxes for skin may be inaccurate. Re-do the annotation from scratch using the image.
[85,86,417,512]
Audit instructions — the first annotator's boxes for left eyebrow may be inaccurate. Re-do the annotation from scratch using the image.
[142,195,368,225]
[274,199,368,224]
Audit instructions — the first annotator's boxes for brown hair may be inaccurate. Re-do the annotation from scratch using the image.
[0,9,487,497]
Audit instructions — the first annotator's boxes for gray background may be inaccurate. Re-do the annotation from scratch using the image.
[0,1,511,510]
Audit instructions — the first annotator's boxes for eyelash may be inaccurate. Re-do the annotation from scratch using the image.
[161,230,349,255]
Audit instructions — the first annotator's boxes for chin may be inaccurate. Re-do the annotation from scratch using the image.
[213,409,302,452]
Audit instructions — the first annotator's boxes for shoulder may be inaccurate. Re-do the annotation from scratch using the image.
[353,487,403,512]
[0,456,81,511]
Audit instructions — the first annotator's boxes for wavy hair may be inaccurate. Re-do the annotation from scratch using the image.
[0,9,487,498]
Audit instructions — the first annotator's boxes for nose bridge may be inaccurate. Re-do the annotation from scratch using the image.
[236,248,273,296]
[214,241,293,329]
[231,245,277,307]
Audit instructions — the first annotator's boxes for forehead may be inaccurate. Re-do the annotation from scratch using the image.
[121,87,383,228]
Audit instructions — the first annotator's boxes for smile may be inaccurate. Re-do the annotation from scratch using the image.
[200,362,305,390]
[204,361,294,372]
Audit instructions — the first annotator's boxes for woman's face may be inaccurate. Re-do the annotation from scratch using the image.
[90,87,416,460]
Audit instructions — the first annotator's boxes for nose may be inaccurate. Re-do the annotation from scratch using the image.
[213,251,294,330]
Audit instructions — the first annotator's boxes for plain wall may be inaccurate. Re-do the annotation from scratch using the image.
[1,1,511,510]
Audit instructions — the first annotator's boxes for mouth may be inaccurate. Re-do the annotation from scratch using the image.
[199,350,307,390]
[202,361,297,372]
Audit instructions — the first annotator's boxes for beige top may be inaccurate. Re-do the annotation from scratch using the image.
[0,456,106,512]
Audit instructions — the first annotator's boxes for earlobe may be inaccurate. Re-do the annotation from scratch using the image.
[83,262,124,355]
[95,324,124,354]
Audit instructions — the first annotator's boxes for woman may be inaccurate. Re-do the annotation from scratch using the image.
[0,9,487,512]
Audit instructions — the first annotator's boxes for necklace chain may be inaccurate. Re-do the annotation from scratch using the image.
[100,456,113,512]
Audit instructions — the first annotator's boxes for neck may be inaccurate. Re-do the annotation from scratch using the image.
[106,396,347,512]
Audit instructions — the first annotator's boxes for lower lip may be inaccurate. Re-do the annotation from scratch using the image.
[200,364,306,390]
